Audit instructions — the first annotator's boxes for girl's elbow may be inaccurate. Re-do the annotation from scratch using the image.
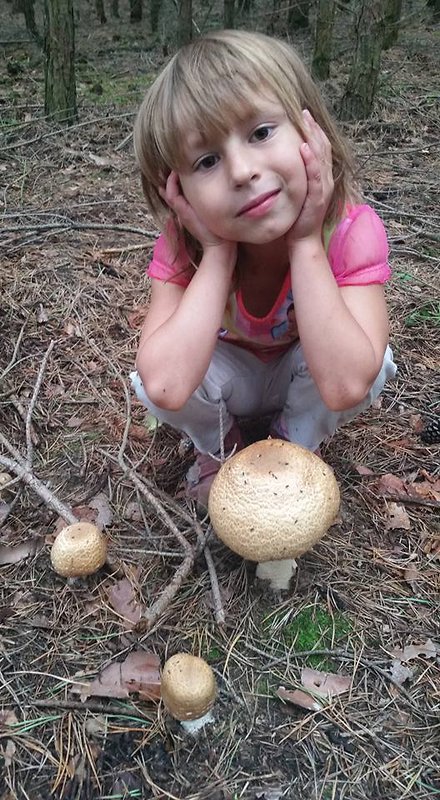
[322,377,376,412]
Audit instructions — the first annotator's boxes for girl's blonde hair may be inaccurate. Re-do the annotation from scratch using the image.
[134,29,358,233]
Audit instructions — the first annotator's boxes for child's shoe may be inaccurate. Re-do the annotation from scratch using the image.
[185,421,244,508]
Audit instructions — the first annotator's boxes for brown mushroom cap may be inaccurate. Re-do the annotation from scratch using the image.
[50,522,107,577]
[161,653,217,721]
[208,439,340,562]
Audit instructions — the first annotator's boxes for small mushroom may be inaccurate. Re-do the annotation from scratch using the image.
[161,653,217,734]
[208,439,340,591]
[50,521,107,578]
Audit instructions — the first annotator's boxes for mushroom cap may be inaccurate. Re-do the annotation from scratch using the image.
[50,522,107,577]
[208,439,340,562]
[161,653,217,721]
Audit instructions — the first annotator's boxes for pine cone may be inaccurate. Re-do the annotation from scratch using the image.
[420,416,440,444]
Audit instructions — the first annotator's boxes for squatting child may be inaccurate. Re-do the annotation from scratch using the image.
[131,29,397,505]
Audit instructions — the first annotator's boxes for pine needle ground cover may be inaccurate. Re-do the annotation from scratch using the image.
[1,2,439,798]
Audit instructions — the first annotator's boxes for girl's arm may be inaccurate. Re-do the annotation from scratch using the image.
[136,242,236,411]
[287,112,390,411]
[289,239,389,411]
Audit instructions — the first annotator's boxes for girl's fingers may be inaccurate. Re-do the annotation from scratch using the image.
[302,109,332,166]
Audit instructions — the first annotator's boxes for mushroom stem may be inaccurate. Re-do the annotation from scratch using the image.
[256,558,298,591]
[180,710,215,734]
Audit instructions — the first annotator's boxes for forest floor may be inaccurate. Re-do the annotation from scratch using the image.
[0,2,439,799]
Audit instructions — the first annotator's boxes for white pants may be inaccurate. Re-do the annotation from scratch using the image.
[131,341,397,454]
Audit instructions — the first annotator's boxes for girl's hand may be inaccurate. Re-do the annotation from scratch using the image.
[160,171,236,257]
[286,110,334,246]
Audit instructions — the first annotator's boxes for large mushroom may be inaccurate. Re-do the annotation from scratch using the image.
[208,439,340,591]
[50,521,107,579]
[161,653,217,734]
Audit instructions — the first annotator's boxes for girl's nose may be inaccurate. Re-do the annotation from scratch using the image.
[227,145,259,186]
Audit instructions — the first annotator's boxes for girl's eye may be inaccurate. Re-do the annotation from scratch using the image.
[250,125,274,143]
[195,154,219,171]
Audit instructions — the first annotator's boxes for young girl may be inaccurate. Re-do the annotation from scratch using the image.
[131,29,396,506]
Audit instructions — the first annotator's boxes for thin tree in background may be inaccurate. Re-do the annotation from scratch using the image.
[224,0,234,27]
[130,0,142,22]
[383,0,402,49]
[340,0,386,121]
[177,0,192,46]
[95,0,106,23]
[150,0,161,32]
[44,0,77,124]
[111,0,119,18]
[23,0,42,45]
[287,0,310,30]
[312,0,336,80]
[267,0,282,33]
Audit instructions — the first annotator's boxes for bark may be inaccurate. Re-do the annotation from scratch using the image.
[383,0,402,49]
[340,0,385,121]
[312,0,336,81]
[177,0,192,46]
[130,0,142,22]
[267,0,282,33]
[95,0,106,23]
[287,0,310,30]
[44,0,77,125]
[224,0,234,27]
[150,0,161,31]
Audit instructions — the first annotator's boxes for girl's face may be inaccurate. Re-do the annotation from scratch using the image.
[177,97,307,247]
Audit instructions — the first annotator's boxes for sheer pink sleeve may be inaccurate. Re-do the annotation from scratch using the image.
[147,221,193,287]
[328,205,391,286]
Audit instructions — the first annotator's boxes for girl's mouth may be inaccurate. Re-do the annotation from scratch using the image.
[237,190,280,218]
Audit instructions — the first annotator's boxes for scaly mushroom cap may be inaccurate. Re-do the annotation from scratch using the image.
[208,439,340,562]
[50,522,107,577]
[161,653,217,721]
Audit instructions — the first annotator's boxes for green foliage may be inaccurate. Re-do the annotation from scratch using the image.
[405,301,440,328]
[262,604,352,668]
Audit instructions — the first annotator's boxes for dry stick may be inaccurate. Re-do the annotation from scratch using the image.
[1,221,158,238]
[0,322,26,381]
[0,450,76,524]
[25,340,55,467]
[116,379,195,633]
[28,697,156,721]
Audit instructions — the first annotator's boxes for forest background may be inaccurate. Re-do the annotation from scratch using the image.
[0,1,439,799]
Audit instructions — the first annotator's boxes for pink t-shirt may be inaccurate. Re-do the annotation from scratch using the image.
[147,205,391,362]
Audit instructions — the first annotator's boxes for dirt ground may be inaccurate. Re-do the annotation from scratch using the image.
[0,1,439,799]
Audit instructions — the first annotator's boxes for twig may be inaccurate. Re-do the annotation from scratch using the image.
[0,322,26,381]
[25,340,54,466]
[381,494,439,509]
[0,449,76,524]
[28,697,156,720]
[1,221,158,238]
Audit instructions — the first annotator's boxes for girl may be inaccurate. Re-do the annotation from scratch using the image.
[131,29,396,506]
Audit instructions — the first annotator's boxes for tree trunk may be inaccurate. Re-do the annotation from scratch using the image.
[111,0,119,18]
[95,0,106,23]
[383,0,402,49]
[130,0,142,22]
[177,0,192,46]
[267,0,282,33]
[427,0,440,20]
[224,0,234,27]
[287,0,310,30]
[239,0,253,13]
[340,0,385,121]
[23,0,42,44]
[150,0,161,31]
[44,0,77,124]
[312,0,336,80]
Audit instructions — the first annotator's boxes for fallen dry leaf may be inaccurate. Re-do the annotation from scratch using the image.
[71,650,161,701]
[107,576,145,629]
[403,566,420,591]
[376,473,440,503]
[384,502,411,531]
[0,539,42,565]
[301,667,352,698]
[0,709,18,767]
[89,492,113,528]
[390,639,438,662]
[127,305,149,329]
[390,659,413,686]
[353,464,375,476]
[277,686,322,711]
